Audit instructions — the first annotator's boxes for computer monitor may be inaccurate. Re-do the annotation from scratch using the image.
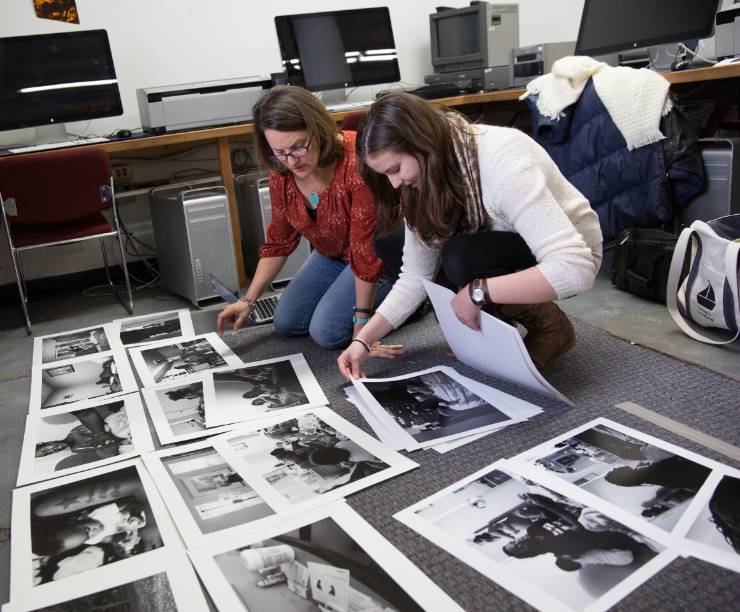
[274,7,400,103]
[0,29,122,143]
[429,3,518,73]
[575,0,721,57]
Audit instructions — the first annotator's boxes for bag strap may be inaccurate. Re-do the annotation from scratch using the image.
[666,223,740,344]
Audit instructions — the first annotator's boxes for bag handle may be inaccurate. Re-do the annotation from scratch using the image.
[666,223,740,344]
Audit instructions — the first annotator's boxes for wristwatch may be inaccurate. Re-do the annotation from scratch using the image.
[468,278,492,306]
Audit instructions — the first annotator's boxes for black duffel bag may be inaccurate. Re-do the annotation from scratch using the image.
[611,228,678,304]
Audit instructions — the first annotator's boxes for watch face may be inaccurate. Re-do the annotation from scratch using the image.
[472,287,485,303]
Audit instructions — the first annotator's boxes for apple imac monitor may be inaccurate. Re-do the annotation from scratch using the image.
[274,7,400,104]
[575,0,721,57]
[0,29,123,143]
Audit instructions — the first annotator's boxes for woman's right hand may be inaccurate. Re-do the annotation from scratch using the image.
[337,341,370,381]
[216,301,253,334]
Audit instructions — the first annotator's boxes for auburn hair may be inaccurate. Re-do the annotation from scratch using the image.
[252,85,343,174]
[355,92,470,245]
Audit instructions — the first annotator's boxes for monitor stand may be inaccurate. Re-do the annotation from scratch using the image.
[34,123,73,144]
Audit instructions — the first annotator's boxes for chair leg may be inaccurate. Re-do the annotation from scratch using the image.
[9,247,32,334]
[100,237,134,315]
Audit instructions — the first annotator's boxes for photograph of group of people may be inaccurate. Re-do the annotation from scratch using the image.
[114,310,194,348]
[37,326,111,365]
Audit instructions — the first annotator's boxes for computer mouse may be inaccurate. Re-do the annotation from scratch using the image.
[115,129,133,139]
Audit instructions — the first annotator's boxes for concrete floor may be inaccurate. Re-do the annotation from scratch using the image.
[0,268,737,605]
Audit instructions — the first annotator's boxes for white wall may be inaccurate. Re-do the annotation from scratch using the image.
[0,1,585,286]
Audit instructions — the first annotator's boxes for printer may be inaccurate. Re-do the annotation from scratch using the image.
[716,4,740,60]
[137,76,271,133]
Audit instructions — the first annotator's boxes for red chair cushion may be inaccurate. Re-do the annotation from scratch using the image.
[10,212,113,248]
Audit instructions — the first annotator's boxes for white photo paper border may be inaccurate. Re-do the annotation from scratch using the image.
[128,332,243,388]
[112,309,195,348]
[10,458,184,600]
[203,353,329,428]
[32,323,123,369]
[394,458,678,612]
[3,548,207,612]
[29,350,138,415]
[142,438,286,549]
[188,502,464,612]
[17,393,154,486]
[212,406,418,517]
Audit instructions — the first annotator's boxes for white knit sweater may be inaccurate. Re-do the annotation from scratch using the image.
[375,125,603,329]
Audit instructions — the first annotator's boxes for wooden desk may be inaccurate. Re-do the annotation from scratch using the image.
[12,63,740,287]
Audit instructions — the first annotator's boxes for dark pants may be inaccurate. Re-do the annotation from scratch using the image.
[440,231,537,288]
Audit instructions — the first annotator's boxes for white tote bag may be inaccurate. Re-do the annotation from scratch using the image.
[666,214,740,344]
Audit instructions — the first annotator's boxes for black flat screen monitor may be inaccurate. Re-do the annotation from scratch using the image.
[274,7,400,92]
[575,0,721,57]
[0,29,123,132]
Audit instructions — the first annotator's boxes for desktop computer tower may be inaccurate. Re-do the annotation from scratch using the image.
[678,138,740,228]
[149,185,238,306]
[234,172,311,287]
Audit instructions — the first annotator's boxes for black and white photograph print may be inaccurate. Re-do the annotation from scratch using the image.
[2,551,209,612]
[188,504,461,612]
[114,309,195,348]
[213,407,417,514]
[30,353,137,413]
[520,419,716,533]
[203,354,328,428]
[129,333,242,388]
[395,461,671,612]
[143,440,279,548]
[10,460,179,598]
[353,367,515,450]
[18,394,154,486]
[33,324,117,368]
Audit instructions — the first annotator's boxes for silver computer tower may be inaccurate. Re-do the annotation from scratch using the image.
[149,185,238,306]
[234,172,311,286]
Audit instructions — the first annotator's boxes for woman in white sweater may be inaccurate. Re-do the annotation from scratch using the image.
[337,92,602,379]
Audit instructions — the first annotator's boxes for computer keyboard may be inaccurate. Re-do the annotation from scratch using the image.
[8,136,110,154]
[251,294,280,324]
[325,100,373,113]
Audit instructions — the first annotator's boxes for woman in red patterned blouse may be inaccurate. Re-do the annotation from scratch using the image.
[217,86,400,349]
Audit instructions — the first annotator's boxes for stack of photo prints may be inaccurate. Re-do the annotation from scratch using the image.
[7,308,739,611]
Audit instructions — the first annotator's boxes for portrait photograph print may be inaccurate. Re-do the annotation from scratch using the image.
[676,467,740,573]
[141,379,233,445]
[2,549,208,612]
[30,352,137,413]
[212,407,417,515]
[10,459,181,599]
[128,332,242,388]
[514,418,721,535]
[188,503,462,612]
[113,309,195,348]
[17,394,154,486]
[203,354,328,428]
[352,366,518,451]
[143,439,283,549]
[395,460,675,612]
[32,323,120,368]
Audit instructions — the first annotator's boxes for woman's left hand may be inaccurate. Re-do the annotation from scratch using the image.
[451,285,481,331]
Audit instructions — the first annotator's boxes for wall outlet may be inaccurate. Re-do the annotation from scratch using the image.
[113,165,134,183]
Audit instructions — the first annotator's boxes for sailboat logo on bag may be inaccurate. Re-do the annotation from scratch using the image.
[697,282,715,310]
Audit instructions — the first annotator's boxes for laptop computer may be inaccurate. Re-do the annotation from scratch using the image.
[208,273,280,324]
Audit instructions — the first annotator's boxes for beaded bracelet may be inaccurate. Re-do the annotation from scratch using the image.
[353,306,373,314]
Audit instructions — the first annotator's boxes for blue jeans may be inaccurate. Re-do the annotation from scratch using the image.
[272,251,395,349]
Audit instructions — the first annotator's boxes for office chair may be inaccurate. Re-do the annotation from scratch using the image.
[340,111,367,133]
[0,147,134,334]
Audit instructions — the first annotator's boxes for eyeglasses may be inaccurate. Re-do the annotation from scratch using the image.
[270,140,312,163]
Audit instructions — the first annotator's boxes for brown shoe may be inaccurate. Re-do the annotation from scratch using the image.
[497,302,576,372]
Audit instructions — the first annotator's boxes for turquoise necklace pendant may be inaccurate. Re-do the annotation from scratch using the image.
[308,192,320,207]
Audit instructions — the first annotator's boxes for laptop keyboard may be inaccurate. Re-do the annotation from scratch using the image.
[251,295,280,323]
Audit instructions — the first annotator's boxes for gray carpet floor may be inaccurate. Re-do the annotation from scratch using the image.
[211,311,740,612]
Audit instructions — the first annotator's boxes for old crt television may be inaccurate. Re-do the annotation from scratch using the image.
[430,2,519,73]
[575,0,720,56]
[0,29,122,142]
[274,7,400,92]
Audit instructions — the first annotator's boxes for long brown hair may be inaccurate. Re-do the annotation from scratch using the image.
[355,92,470,245]
[252,85,343,174]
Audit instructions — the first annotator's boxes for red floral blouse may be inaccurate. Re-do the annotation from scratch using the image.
[258,131,384,283]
